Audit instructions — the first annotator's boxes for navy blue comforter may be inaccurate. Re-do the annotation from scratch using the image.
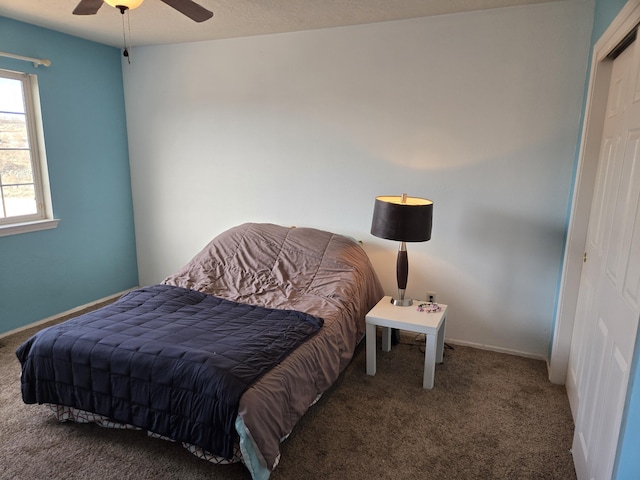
[16,285,323,459]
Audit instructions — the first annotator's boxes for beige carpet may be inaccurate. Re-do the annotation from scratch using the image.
[0,309,576,480]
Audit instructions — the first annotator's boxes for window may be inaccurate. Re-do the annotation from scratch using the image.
[0,68,57,236]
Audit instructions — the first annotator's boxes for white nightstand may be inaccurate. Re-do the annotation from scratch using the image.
[365,296,447,390]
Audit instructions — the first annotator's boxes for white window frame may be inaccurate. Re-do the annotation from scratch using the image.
[0,68,58,237]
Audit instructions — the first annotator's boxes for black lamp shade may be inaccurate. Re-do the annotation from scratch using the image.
[371,195,433,242]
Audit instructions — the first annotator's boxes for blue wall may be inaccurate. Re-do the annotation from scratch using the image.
[591,0,628,41]
[0,17,138,334]
[583,1,640,478]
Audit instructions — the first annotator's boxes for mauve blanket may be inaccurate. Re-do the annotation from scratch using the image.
[16,285,323,459]
[163,223,384,470]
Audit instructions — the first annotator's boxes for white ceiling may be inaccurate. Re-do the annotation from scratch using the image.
[0,0,562,48]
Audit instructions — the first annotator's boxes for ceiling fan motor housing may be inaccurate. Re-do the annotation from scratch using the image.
[104,0,144,10]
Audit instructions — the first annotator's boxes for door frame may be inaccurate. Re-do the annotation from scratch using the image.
[550,0,640,386]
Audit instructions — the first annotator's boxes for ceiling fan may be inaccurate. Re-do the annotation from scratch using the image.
[73,0,213,23]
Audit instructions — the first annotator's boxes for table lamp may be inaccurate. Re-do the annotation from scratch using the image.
[371,193,433,307]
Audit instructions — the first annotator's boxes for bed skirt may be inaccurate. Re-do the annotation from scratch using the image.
[46,404,275,480]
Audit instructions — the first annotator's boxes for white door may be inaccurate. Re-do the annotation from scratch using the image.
[567,34,640,480]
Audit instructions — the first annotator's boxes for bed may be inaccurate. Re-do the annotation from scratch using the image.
[16,222,384,479]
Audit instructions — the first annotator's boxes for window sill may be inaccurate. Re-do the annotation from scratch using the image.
[0,218,60,237]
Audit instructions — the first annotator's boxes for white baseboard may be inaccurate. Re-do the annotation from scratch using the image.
[0,287,138,340]
[395,330,547,361]
[443,337,547,362]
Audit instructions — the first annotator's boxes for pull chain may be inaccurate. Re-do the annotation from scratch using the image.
[118,6,131,64]
[126,7,134,65]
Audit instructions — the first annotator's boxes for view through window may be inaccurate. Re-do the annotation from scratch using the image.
[0,69,48,226]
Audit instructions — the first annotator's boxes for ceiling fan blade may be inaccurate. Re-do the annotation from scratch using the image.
[73,0,104,15]
[159,0,213,22]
